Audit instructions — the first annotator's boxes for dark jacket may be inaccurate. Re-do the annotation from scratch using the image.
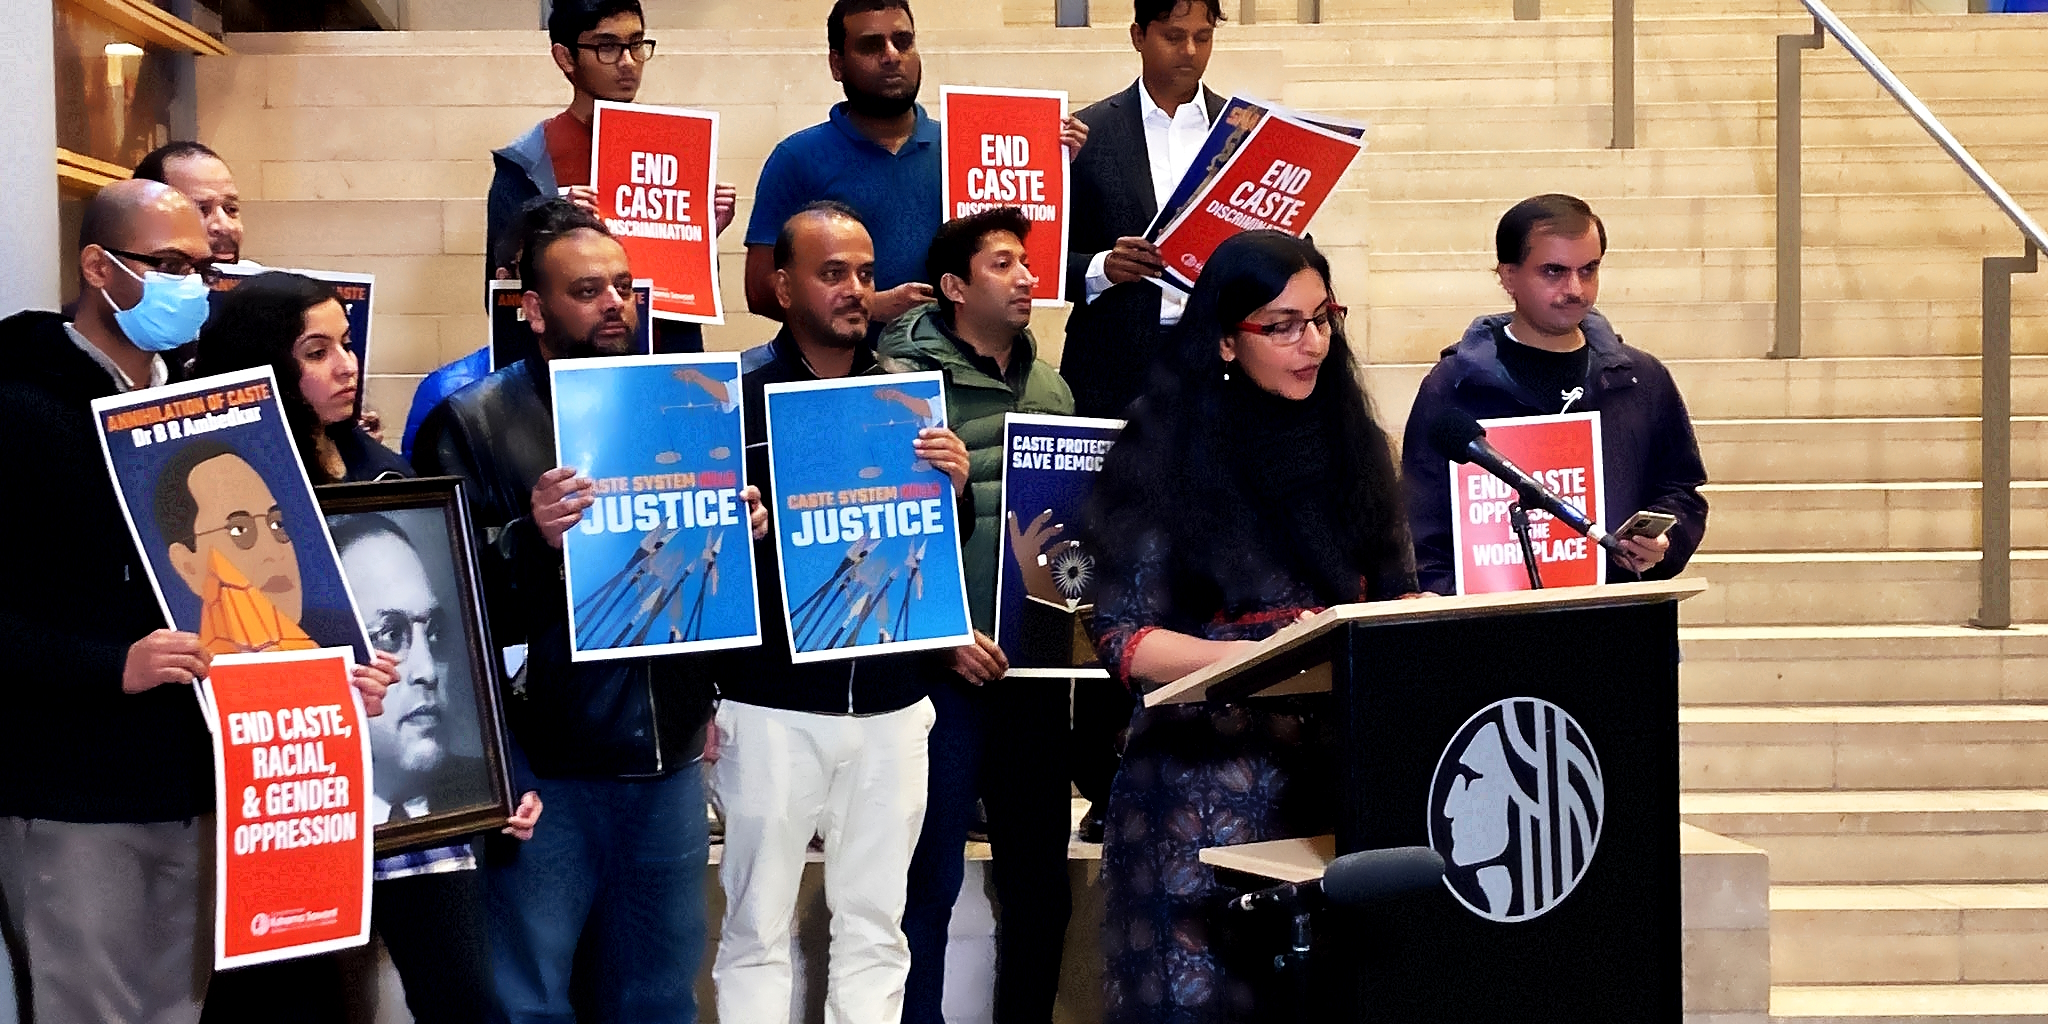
[1399,311,1710,596]
[413,358,710,778]
[878,303,1074,634]
[0,312,213,822]
[714,328,946,715]
[332,423,412,483]
[1060,81,1225,419]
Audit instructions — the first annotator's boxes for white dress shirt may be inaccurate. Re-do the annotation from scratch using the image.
[1084,79,1211,324]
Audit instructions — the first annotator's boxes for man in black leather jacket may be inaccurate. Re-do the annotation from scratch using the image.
[414,199,764,1023]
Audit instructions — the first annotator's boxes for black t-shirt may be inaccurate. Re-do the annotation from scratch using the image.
[1494,324,1592,414]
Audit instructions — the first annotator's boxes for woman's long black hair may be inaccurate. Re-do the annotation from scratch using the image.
[1084,230,1411,605]
[191,272,347,483]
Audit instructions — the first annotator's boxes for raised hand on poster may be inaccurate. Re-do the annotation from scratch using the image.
[1006,509,1079,607]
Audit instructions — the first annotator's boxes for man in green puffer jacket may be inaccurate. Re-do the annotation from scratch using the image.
[879,208,1081,1024]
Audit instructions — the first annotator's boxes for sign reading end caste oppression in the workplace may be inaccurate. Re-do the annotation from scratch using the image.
[1152,111,1365,293]
[552,353,761,662]
[763,373,974,664]
[201,647,373,969]
[940,86,1069,305]
[591,100,723,324]
[1449,412,1607,595]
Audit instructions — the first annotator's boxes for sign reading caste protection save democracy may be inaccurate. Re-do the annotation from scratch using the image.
[201,647,373,968]
[940,86,1069,305]
[591,101,722,324]
[995,414,1119,677]
[764,373,974,664]
[92,366,371,662]
[1449,412,1607,595]
[1152,111,1365,292]
[552,353,761,661]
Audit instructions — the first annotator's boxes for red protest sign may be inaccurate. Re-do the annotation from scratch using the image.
[591,101,723,324]
[940,86,1069,306]
[203,648,372,969]
[1449,412,1608,594]
[1153,112,1363,292]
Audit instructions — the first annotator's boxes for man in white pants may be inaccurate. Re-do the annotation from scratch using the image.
[712,201,975,1021]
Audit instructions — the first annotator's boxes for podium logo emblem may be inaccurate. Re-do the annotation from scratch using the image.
[1427,697,1604,923]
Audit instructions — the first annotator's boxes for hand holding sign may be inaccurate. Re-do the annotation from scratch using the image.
[125,629,211,693]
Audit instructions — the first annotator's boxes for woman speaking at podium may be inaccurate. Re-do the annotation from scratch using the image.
[1082,231,1415,1022]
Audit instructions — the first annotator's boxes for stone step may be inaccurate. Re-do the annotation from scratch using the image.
[1363,144,2048,200]
[1682,705,2048,791]
[1697,482,2048,553]
[1689,418,2048,486]
[1679,550,2048,627]
[1364,99,2045,151]
[1771,884,2048,987]
[1772,982,2048,1021]
[1678,625,2048,706]
[1679,789,2048,885]
[1363,357,2048,439]
[1283,63,2048,110]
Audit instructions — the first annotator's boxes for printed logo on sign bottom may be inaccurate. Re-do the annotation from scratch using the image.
[250,913,271,937]
[1426,697,1604,923]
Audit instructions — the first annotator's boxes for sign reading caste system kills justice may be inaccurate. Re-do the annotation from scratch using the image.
[201,648,373,968]
[940,86,1070,305]
[591,101,723,324]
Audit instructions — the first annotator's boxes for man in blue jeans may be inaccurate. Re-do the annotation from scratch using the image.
[415,199,767,1023]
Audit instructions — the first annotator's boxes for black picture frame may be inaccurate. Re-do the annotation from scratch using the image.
[316,477,515,856]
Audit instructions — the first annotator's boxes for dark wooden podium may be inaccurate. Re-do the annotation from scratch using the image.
[1151,579,1706,1021]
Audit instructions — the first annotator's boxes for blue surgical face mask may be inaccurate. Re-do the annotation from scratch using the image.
[102,257,211,353]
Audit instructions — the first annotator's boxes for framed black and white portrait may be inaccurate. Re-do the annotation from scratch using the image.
[318,476,514,855]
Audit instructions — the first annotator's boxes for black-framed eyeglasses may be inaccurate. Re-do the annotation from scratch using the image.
[194,509,291,551]
[572,39,656,64]
[104,247,222,285]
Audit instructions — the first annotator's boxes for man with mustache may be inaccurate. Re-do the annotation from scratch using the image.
[1399,193,1710,594]
[878,210,1081,1024]
[415,198,768,1023]
[133,141,247,269]
[709,201,970,1023]
[333,515,490,826]
[741,0,1086,328]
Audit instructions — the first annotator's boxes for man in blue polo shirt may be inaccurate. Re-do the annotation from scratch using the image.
[743,0,1085,329]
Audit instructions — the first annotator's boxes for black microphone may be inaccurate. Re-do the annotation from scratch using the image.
[1231,846,1446,912]
[1426,409,1625,556]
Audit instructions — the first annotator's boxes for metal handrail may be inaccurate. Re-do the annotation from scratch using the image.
[1797,0,2048,252]
[1775,0,2043,629]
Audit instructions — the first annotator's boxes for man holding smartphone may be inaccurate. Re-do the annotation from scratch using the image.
[1399,193,1710,595]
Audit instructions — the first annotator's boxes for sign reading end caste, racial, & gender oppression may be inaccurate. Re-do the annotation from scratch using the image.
[995,414,1119,677]
[1449,412,1607,595]
[201,647,372,969]
[764,373,974,664]
[940,86,1069,306]
[92,366,371,662]
[552,353,761,661]
[591,101,722,324]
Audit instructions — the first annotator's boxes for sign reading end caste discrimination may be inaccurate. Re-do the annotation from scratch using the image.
[940,86,1069,306]
[592,101,723,324]
[1152,112,1364,293]
[1449,412,1607,595]
[201,648,373,969]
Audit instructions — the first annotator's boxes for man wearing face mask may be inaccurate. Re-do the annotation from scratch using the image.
[414,198,769,1023]
[0,180,221,1024]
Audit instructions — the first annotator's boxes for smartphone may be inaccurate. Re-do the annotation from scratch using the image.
[1614,510,1677,543]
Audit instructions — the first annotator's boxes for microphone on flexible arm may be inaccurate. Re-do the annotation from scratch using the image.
[1426,408,1627,557]
[1231,846,1446,913]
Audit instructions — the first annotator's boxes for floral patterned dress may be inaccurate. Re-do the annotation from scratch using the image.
[1090,527,1409,1023]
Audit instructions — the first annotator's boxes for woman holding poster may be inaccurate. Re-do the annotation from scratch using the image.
[193,274,540,1024]
[1081,231,1415,1021]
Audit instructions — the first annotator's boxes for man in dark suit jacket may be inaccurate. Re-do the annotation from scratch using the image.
[1061,0,1227,421]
